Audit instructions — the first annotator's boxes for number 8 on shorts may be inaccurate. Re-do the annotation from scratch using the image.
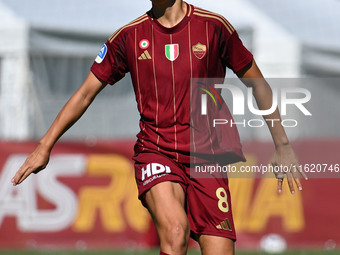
[216,187,229,213]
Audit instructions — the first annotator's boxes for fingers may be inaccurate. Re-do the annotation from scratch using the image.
[11,168,26,186]
[12,164,31,186]
[16,170,30,185]
[271,144,308,195]
[292,163,309,191]
[275,163,307,195]
[296,164,308,180]
[273,161,285,194]
[277,178,283,194]
[291,164,303,191]
[11,146,50,186]
[286,171,295,194]
[11,159,45,186]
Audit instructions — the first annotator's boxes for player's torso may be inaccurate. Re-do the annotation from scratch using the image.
[124,15,225,127]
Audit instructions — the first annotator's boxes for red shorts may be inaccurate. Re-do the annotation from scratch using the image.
[133,151,236,241]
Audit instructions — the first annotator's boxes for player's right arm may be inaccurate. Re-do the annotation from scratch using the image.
[11,72,107,186]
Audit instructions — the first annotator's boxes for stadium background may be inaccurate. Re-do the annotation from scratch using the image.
[0,0,340,254]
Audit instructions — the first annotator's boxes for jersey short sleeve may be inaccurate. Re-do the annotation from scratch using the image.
[221,30,253,73]
[91,31,129,85]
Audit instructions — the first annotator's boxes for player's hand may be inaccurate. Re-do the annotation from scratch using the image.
[270,143,308,194]
[11,143,50,186]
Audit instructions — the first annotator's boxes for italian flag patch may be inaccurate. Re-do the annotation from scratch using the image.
[165,44,179,61]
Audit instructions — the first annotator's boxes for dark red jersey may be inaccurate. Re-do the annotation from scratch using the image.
[91,3,253,163]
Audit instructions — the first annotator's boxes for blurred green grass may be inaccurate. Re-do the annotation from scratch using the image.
[0,250,339,255]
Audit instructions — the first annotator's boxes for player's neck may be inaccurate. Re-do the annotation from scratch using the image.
[151,0,187,28]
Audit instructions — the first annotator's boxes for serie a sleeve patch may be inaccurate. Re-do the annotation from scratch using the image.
[95,44,108,64]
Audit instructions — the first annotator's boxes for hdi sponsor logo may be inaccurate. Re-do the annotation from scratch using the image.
[141,163,171,181]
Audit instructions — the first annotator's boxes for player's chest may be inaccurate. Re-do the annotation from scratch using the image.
[126,27,218,77]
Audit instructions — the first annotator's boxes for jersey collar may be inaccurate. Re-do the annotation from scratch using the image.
[147,2,193,34]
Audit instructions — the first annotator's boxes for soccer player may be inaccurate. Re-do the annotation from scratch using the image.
[12,1,307,254]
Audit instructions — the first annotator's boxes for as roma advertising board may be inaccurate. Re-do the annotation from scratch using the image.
[0,140,339,249]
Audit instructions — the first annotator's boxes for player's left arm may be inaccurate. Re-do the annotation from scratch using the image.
[236,59,308,194]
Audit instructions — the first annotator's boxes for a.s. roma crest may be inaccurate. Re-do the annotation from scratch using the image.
[192,42,207,59]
